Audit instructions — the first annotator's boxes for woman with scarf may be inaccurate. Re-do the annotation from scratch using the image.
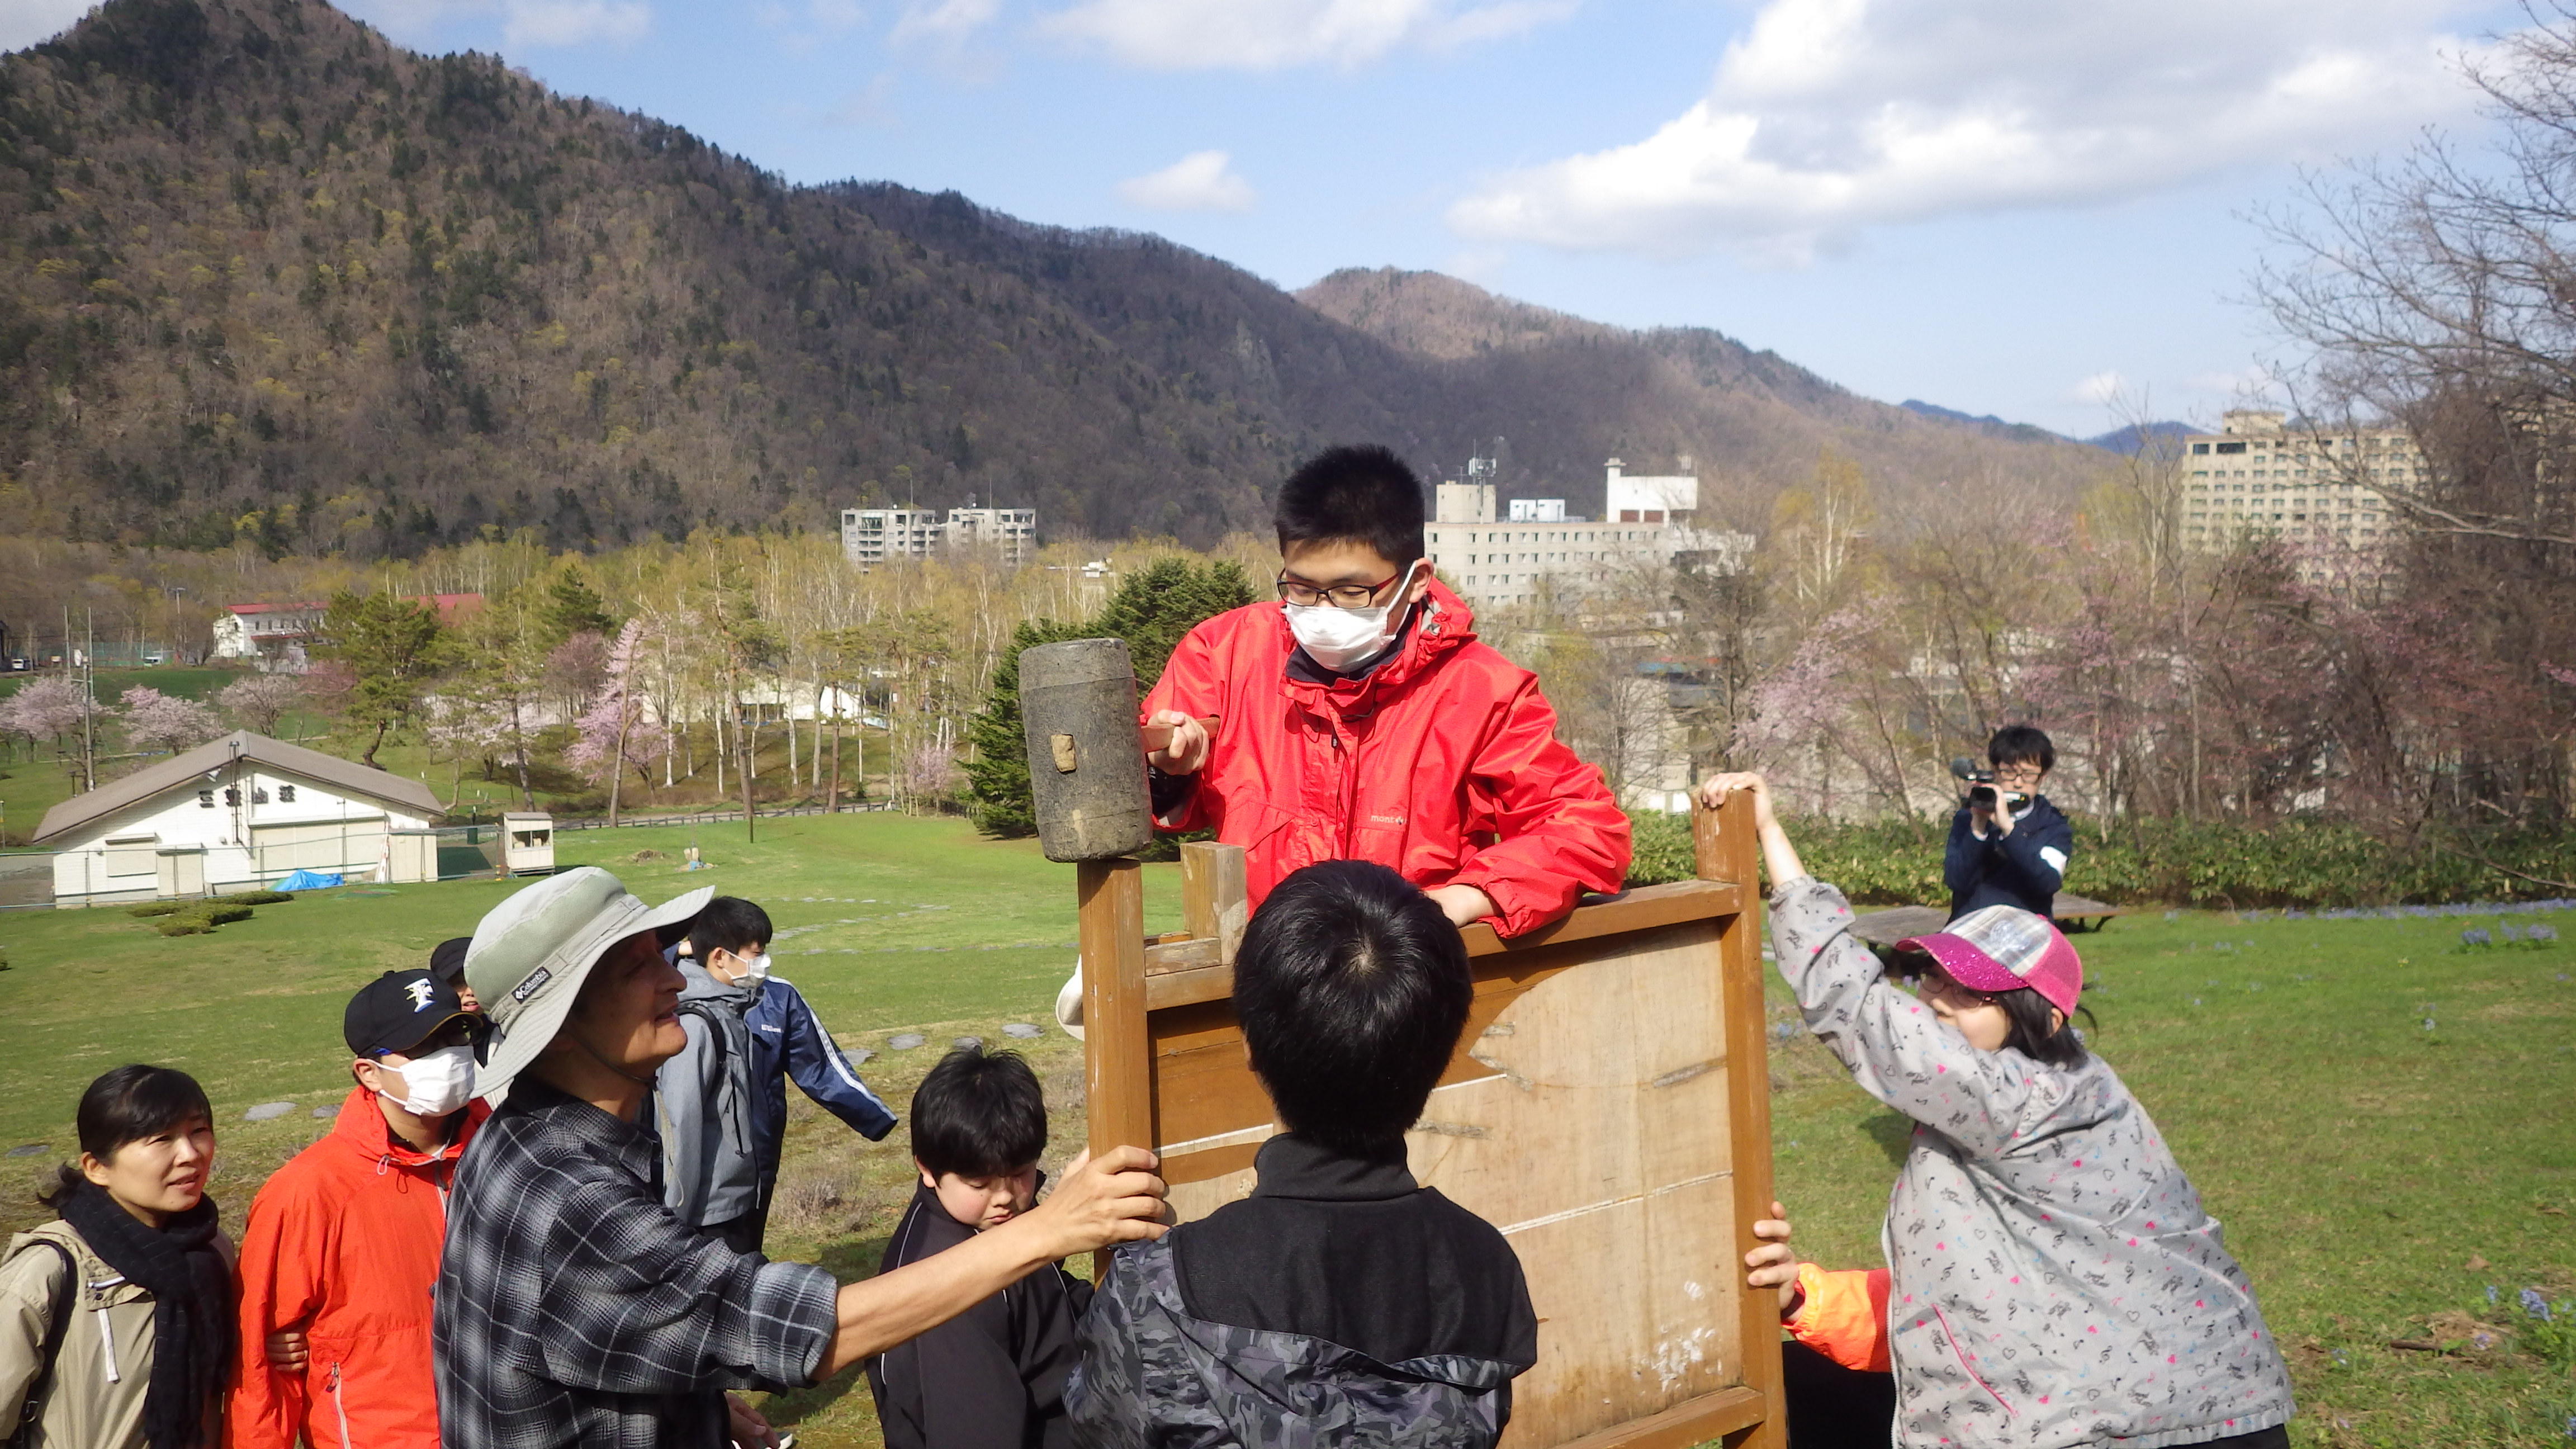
[2,1065,235,1449]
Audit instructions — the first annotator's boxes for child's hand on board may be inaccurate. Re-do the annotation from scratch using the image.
[1744,1200,1803,1319]
[1697,772,1780,834]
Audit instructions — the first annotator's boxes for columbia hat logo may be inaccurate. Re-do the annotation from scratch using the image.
[510,967,552,1004]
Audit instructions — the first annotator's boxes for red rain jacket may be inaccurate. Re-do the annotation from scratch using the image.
[229,1086,487,1449]
[1140,580,1631,937]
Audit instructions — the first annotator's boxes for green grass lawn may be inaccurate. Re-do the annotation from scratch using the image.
[1,816,2568,1447]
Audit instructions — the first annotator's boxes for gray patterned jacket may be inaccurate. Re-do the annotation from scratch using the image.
[1066,1238,1522,1449]
[1769,877,2294,1449]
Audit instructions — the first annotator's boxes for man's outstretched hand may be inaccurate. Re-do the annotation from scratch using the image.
[1027,1145,1170,1259]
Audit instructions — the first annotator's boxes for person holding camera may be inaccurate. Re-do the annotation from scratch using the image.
[1943,724,2073,920]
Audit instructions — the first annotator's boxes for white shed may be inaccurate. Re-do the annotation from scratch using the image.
[35,731,443,906]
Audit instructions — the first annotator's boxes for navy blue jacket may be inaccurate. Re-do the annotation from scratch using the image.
[746,973,899,1196]
[1942,795,2073,920]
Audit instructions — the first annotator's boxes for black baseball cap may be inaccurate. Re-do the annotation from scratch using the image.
[345,969,473,1058]
[429,937,471,985]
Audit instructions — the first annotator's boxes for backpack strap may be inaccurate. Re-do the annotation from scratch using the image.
[6,1239,76,1449]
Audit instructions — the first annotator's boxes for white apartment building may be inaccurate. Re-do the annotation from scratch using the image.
[840,506,1036,567]
[1426,459,1752,608]
[2182,410,2414,552]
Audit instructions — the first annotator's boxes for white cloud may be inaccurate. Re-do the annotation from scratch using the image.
[1116,150,1258,212]
[0,0,94,53]
[1448,0,2489,260]
[892,0,1000,44]
[1040,0,1572,71]
[2073,371,2125,405]
[503,0,651,46]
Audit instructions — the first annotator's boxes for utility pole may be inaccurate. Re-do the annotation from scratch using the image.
[84,609,97,792]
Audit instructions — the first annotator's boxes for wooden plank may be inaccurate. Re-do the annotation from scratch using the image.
[1180,840,1249,964]
[1703,793,1787,1449]
[1547,1386,1768,1449]
[1078,858,1150,1284]
[1143,936,1220,973]
[1145,879,1745,1011]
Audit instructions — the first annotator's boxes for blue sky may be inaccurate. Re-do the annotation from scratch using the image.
[4,0,2532,434]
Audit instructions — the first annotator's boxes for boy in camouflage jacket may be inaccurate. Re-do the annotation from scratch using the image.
[1067,861,1537,1448]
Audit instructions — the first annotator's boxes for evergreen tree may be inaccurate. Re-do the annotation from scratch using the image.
[963,557,1256,837]
[318,591,444,766]
[962,616,1093,837]
[537,565,618,648]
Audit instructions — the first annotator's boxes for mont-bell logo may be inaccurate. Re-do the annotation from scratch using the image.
[510,967,553,1003]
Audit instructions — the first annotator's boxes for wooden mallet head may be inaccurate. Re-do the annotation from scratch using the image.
[1019,638,1157,863]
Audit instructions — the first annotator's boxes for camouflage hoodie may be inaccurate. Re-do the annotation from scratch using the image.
[1769,875,2294,1449]
[1066,1238,1523,1449]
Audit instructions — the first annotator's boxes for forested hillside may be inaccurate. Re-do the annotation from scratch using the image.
[0,0,2105,560]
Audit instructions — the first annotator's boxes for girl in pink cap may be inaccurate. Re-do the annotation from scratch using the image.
[1701,772,2293,1449]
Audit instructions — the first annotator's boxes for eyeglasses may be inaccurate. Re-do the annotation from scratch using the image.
[376,1017,477,1058]
[1276,571,1401,610]
[1914,968,1995,1009]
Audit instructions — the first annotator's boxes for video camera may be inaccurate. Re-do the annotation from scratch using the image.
[1949,756,2028,812]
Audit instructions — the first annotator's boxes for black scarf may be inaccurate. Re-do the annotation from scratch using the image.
[59,1182,231,1449]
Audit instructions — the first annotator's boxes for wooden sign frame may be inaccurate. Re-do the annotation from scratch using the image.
[1076,793,1783,1449]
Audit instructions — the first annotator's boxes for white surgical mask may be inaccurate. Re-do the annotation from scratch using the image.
[1282,562,1419,674]
[738,951,771,987]
[377,1043,476,1119]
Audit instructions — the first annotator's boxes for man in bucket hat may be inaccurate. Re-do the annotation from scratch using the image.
[433,868,1168,1449]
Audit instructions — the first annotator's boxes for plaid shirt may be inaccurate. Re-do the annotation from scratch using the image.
[433,1076,839,1448]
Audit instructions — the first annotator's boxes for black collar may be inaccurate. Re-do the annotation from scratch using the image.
[1248,1133,1418,1202]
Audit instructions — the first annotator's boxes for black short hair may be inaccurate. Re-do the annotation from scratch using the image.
[910,1045,1047,1180]
[687,896,773,962]
[1275,446,1426,570]
[42,1064,211,1209]
[1233,860,1471,1159]
[1988,724,2056,774]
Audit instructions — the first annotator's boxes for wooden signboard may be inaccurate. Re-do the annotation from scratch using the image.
[1075,793,1784,1449]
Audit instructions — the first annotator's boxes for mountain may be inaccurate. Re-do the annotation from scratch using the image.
[2084,421,2195,455]
[1294,269,2111,523]
[0,0,2113,558]
[1897,399,2067,446]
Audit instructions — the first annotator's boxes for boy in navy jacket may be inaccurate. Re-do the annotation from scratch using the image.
[1943,724,2075,920]
[660,896,897,1252]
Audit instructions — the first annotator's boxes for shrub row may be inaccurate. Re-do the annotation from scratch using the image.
[130,890,292,934]
[1626,811,2576,909]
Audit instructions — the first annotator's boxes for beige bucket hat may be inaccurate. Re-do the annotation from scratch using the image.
[465,866,713,1095]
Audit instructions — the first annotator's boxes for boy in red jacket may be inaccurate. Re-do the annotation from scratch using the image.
[229,966,489,1449]
[1143,444,1628,934]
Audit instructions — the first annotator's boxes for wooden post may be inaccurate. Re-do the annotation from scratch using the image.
[1697,790,1787,1449]
[1178,840,1248,964]
[1078,856,1151,1282]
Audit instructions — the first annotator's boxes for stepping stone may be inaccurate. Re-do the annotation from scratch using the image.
[1002,1023,1043,1039]
[311,1106,338,1119]
[4,1143,46,1158]
[952,1036,983,1050]
[888,1033,926,1050]
[850,1048,874,1065]
[244,1102,296,1122]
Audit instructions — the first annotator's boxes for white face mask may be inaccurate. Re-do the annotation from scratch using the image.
[739,951,771,987]
[1282,562,1419,674]
[376,1043,476,1119]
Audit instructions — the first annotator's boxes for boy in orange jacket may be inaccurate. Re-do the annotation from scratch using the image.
[230,964,487,1449]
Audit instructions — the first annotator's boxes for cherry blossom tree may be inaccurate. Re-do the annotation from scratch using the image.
[566,620,668,826]
[119,686,225,755]
[0,677,96,761]
[215,673,306,737]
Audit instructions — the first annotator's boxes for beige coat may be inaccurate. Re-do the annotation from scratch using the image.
[1,1218,234,1449]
